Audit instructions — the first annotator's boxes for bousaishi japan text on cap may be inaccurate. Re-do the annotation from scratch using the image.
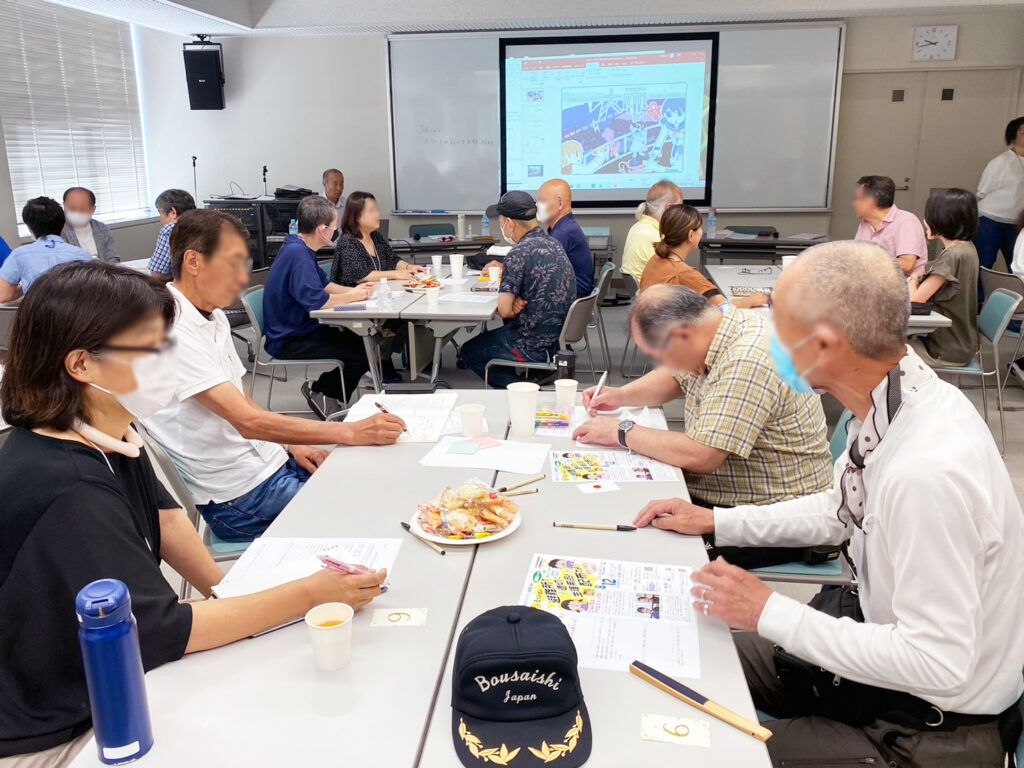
[451,605,592,767]
[486,191,538,221]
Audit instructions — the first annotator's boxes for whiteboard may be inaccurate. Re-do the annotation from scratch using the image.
[388,25,844,212]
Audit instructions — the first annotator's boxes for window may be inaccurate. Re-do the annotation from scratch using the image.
[0,0,149,225]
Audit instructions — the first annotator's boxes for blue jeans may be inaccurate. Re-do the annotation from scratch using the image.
[460,324,552,389]
[973,216,1019,301]
[198,457,311,542]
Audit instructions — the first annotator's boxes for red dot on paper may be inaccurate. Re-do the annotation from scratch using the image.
[594,485,602,489]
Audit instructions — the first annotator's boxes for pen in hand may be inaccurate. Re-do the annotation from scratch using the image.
[375,401,408,432]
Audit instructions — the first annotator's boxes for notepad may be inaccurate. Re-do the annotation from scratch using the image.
[420,436,550,474]
[344,392,458,443]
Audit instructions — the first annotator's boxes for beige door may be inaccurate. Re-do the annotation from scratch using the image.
[829,72,927,238]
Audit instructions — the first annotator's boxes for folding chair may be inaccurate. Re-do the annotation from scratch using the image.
[979,267,1024,390]
[618,273,648,379]
[591,262,616,373]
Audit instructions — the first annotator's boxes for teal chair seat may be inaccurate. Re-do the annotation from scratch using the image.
[206,529,251,555]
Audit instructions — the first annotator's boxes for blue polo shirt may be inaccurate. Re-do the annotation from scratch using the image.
[263,235,329,357]
[0,235,91,292]
[548,213,594,296]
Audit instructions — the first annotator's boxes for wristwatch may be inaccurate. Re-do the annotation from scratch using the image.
[618,420,636,449]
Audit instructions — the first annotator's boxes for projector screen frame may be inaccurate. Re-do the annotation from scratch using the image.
[498,31,720,210]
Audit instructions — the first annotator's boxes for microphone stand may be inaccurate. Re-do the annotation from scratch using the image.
[262,165,268,196]
[191,156,198,200]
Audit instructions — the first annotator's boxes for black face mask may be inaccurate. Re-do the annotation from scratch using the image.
[330,227,339,243]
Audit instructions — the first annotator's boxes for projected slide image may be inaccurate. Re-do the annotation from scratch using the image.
[560,85,688,176]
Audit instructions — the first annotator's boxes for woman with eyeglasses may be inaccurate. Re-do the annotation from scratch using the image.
[0,261,385,766]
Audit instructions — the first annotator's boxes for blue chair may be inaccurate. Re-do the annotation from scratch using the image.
[240,286,348,412]
[829,410,854,463]
[930,287,1022,455]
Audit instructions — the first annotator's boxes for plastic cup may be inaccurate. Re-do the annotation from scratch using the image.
[488,266,501,283]
[554,378,578,412]
[781,255,798,270]
[459,403,486,438]
[305,602,354,672]
[426,285,440,308]
[431,254,444,275]
[507,381,540,438]
[450,253,465,280]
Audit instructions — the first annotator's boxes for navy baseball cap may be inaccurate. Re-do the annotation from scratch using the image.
[486,191,538,221]
[451,606,592,768]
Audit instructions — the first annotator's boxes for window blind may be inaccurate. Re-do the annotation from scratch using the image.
[0,0,149,224]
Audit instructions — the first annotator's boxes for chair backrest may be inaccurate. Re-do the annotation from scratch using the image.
[410,223,455,239]
[978,287,1022,344]
[0,302,19,351]
[240,286,266,337]
[559,292,601,348]
[980,267,1024,321]
[621,271,639,299]
[829,410,853,464]
[319,261,331,282]
[595,261,615,300]
[134,422,201,529]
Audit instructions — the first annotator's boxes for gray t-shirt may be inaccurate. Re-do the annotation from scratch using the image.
[921,242,979,366]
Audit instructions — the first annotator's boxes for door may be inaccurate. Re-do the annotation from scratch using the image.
[829,72,927,238]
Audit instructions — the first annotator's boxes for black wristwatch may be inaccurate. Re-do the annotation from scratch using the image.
[618,420,636,449]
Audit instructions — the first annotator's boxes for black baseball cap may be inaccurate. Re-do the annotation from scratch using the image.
[486,191,538,221]
[451,606,592,767]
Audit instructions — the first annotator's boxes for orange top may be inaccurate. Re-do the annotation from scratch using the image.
[640,255,721,296]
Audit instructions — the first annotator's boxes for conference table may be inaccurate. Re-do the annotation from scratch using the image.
[68,390,771,768]
[706,264,953,335]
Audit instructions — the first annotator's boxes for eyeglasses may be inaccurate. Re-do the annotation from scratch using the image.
[91,337,177,356]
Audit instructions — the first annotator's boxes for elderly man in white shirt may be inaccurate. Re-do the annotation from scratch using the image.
[634,240,1024,767]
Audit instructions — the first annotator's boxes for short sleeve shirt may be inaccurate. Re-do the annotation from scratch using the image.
[548,214,594,296]
[620,215,660,282]
[672,309,832,506]
[640,254,721,296]
[263,234,329,356]
[0,235,91,292]
[500,228,576,356]
[919,242,980,366]
[148,222,175,275]
[854,205,929,275]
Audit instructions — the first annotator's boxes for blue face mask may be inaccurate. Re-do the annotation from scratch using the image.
[770,332,817,395]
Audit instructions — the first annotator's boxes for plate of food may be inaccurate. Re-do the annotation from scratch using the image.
[411,481,521,545]
[404,275,442,294]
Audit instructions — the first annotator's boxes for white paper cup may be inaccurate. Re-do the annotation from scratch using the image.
[305,602,354,672]
[507,381,540,437]
[488,266,501,283]
[431,254,444,275]
[781,255,798,270]
[459,403,486,437]
[426,285,441,308]
[450,253,465,280]
[554,378,578,412]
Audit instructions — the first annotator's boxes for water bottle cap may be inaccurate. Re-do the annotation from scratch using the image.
[76,579,132,628]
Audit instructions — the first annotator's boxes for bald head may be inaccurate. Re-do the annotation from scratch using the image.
[776,240,909,360]
[537,178,573,226]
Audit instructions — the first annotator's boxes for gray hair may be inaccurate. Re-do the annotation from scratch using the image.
[154,188,195,217]
[630,284,714,344]
[297,194,336,235]
[322,168,343,184]
[785,240,909,359]
[639,180,682,221]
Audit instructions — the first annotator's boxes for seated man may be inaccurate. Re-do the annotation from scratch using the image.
[536,178,594,297]
[574,284,832,566]
[148,189,196,282]
[144,209,405,542]
[634,241,1024,767]
[61,186,119,263]
[264,195,374,419]
[461,192,575,389]
[0,196,90,302]
[322,168,347,221]
[853,174,928,276]
[620,179,682,284]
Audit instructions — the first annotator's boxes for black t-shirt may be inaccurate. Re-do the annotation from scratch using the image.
[0,429,193,757]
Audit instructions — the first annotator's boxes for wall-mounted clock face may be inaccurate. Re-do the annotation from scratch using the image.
[912,25,958,61]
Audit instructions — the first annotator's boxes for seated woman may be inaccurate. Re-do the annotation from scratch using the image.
[908,188,980,367]
[331,192,425,381]
[0,261,385,766]
[640,204,767,309]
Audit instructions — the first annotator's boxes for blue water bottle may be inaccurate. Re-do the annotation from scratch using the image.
[77,579,154,765]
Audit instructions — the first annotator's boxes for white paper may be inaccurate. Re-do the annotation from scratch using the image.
[788,233,826,241]
[519,554,700,678]
[441,277,469,286]
[344,392,458,443]
[486,245,512,257]
[550,450,679,483]
[563,406,669,443]
[420,436,551,474]
[724,232,758,240]
[439,293,496,304]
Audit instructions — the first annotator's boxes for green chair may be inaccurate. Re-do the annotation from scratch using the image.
[240,285,348,412]
[409,223,455,239]
[829,410,854,463]
[319,262,332,282]
[930,287,1022,455]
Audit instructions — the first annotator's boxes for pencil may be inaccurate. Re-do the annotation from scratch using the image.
[552,522,636,532]
[400,521,446,555]
[503,487,538,498]
[629,661,773,742]
[497,474,545,493]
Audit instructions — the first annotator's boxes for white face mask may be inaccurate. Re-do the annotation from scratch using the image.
[65,211,92,228]
[90,346,178,420]
[535,201,552,226]
[501,220,516,247]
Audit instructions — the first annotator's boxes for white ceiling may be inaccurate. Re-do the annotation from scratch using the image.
[41,0,1024,36]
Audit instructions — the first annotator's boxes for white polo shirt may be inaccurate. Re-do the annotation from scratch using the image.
[144,285,287,505]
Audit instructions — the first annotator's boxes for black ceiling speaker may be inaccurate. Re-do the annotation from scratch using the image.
[182,39,225,110]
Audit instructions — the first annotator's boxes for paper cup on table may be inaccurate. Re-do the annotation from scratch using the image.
[554,378,578,412]
[431,254,444,275]
[488,266,501,283]
[305,602,354,672]
[459,403,486,438]
[507,381,540,438]
[426,285,441,308]
[450,253,465,280]
[781,255,798,270]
